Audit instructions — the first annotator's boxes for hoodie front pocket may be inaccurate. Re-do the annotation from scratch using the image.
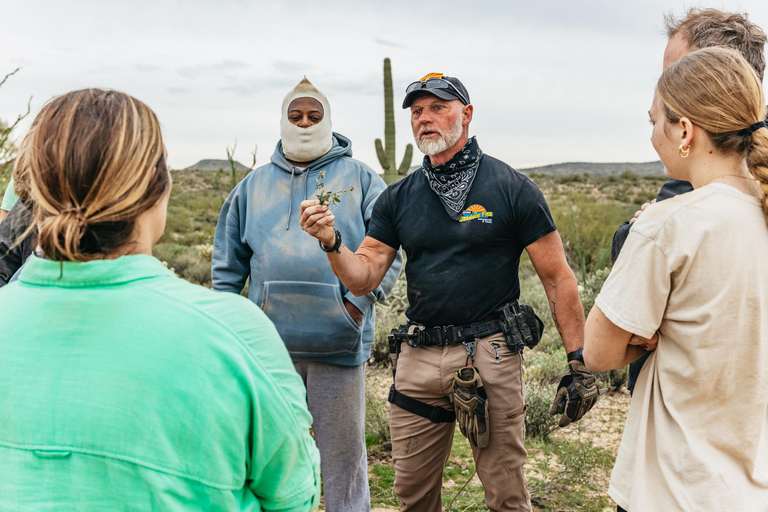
[260,281,362,356]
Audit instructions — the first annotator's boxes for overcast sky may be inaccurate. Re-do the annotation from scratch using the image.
[2,0,767,170]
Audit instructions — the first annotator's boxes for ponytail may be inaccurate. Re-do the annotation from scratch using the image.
[747,124,768,224]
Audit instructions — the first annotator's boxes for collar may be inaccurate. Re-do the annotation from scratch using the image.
[19,254,174,288]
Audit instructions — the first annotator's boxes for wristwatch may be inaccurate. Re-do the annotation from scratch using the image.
[567,347,584,362]
[319,229,342,253]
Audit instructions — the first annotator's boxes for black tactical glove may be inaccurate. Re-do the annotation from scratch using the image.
[549,353,599,427]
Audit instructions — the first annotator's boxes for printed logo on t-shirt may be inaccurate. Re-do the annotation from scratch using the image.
[460,204,493,223]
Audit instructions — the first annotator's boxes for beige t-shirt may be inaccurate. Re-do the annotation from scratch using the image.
[595,185,768,511]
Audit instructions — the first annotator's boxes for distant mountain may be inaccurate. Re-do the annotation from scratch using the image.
[183,159,250,172]
[519,161,664,176]
[405,160,664,176]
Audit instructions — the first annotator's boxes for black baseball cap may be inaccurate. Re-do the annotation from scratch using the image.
[402,74,471,109]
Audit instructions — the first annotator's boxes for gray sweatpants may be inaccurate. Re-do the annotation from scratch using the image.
[293,361,370,512]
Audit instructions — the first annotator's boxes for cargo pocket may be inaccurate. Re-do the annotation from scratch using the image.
[260,281,362,356]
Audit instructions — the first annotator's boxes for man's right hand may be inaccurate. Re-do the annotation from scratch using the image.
[300,199,336,247]
[629,199,656,224]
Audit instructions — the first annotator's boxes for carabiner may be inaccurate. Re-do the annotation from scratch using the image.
[463,339,478,366]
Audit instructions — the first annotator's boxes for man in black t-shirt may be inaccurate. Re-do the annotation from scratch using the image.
[300,74,597,511]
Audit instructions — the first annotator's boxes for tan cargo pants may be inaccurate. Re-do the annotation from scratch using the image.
[390,332,531,512]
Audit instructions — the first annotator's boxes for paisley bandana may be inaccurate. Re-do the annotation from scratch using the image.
[421,136,483,221]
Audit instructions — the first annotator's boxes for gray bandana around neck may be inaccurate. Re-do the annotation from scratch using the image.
[421,136,483,221]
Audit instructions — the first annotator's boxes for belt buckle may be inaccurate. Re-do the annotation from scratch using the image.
[406,324,425,347]
[444,324,456,345]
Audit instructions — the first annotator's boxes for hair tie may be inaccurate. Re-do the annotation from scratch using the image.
[60,206,87,223]
[741,120,768,136]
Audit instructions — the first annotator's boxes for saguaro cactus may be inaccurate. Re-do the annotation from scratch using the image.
[375,58,413,184]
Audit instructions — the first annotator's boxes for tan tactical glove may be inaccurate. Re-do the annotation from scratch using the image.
[549,357,599,427]
[453,366,490,448]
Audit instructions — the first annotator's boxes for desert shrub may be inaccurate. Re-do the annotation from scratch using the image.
[525,380,558,440]
[525,349,567,386]
[372,270,408,365]
[620,170,639,181]
[595,367,628,391]
[549,196,629,279]
[579,266,611,316]
[196,243,213,262]
[153,243,212,287]
[365,386,391,445]
[557,174,584,184]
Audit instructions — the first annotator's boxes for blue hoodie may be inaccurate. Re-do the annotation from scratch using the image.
[212,133,403,366]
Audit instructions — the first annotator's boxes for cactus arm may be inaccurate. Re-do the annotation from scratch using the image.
[375,138,390,170]
[398,143,414,176]
[383,58,396,166]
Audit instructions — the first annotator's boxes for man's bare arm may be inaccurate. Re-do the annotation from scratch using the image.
[525,231,584,354]
[300,199,398,295]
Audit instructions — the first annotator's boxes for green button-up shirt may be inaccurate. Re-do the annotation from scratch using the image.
[0,254,320,511]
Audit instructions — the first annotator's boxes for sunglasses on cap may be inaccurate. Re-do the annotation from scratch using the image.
[405,75,469,106]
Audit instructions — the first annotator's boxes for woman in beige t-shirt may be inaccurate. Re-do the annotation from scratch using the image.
[585,47,768,511]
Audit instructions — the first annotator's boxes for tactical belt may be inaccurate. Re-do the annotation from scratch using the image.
[388,301,543,424]
[389,318,505,348]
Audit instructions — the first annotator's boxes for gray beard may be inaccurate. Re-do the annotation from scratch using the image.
[415,114,463,156]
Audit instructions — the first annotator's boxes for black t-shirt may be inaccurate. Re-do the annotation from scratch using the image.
[368,154,556,327]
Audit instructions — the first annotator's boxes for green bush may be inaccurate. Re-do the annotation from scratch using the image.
[579,266,611,316]
[525,349,566,385]
[595,367,628,391]
[525,380,558,440]
[371,271,408,365]
[365,386,391,445]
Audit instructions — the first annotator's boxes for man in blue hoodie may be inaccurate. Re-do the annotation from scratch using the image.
[212,77,402,512]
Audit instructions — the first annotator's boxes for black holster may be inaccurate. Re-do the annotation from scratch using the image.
[497,302,544,354]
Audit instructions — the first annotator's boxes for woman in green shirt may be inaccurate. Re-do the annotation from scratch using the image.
[0,89,321,511]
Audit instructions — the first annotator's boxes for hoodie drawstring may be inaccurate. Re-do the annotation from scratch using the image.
[286,167,296,230]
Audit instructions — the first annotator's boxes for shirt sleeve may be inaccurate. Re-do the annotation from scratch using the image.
[366,185,401,250]
[595,230,672,339]
[211,186,253,294]
[513,178,557,247]
[1,178,19,212]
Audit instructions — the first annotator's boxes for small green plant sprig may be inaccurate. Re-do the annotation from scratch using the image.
[315,171,354,206]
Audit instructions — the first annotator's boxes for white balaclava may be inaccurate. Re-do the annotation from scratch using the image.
[280,77,333,163]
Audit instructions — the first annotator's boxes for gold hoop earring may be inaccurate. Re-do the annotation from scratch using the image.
[679,144,690,158]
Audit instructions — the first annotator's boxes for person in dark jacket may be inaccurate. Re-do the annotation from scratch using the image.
[0,129,37,287]
[611,8,767,395]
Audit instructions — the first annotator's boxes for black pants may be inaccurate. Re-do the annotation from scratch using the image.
[618,506,628,512]
[627,350,652,395]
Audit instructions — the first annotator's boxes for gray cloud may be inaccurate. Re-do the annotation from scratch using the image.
[177,59,250,78]
[272,60,315,75]
[135,63,162,73]
[220,76,300,96]
[374,38,408,49]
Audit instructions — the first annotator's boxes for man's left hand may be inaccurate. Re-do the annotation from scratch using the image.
[549,360,599,427]
[343,299,364,326]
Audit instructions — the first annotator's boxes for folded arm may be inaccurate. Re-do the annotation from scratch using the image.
[584,305,656,371]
